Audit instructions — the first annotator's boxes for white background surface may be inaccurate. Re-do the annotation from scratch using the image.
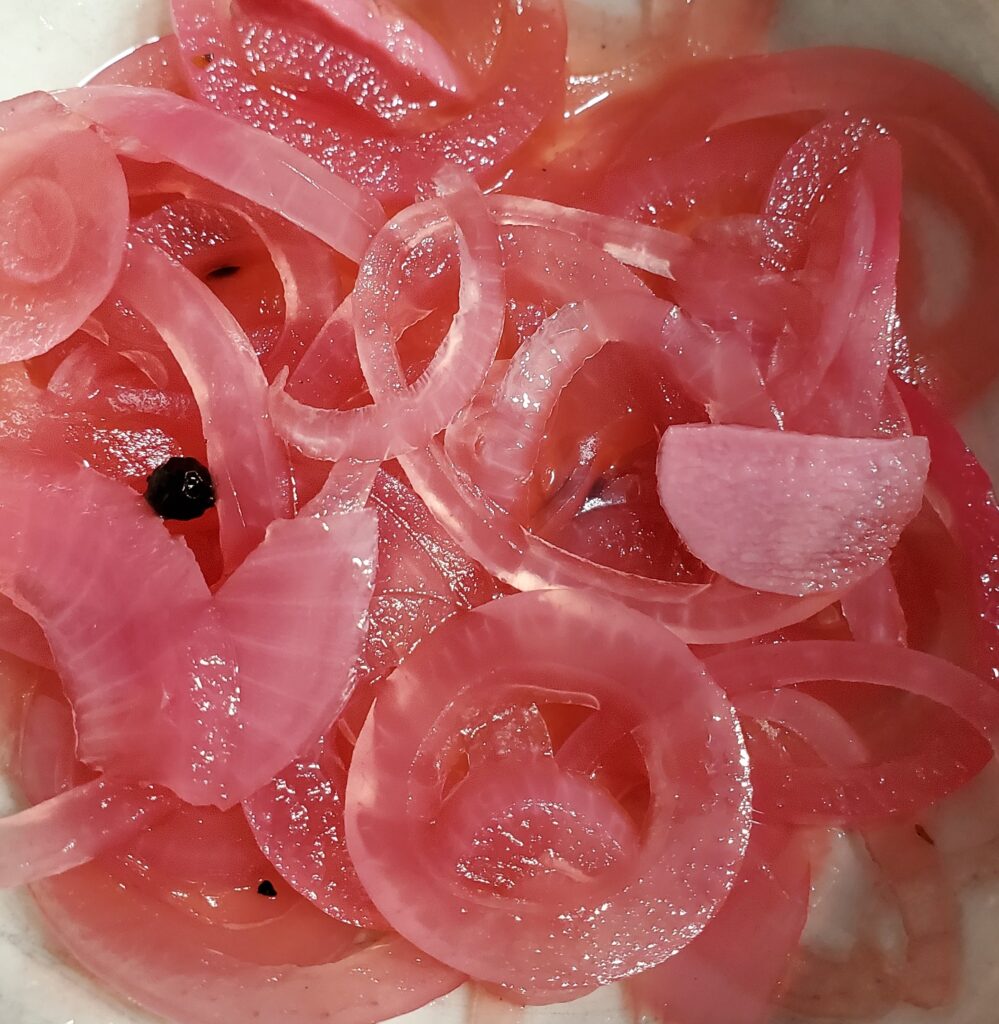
[1,2,999,1023]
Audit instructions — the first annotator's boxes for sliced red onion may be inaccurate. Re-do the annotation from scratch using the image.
[345,589,750,995]
[346,202,827,641]
[707,641,999,820]
[0,779,176,887]
[657,425,930,596]
[0,451,377,808]
[0,451,239,804]
[127,164,342,380]
[734,690,869,770]
[56,85,384,261]
[270,175,503,461]
[0,92,127,364]
[840,566,908,646]
[488,195,691,279]
[214,506,377,799]
[900,384,999,681]
[116,238,292,569]
[172,0,566,202]
[238,0,468,95]
[33,858,464,1024]
[765,119,903,434]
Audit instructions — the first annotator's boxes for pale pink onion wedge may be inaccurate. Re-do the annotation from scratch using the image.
[0,92,128,363]
[214,506,378,795]
[116,238,293,569]
[657,425,930,596]
[345,589,750,996]
[0,451,239,804]
[0,778,176,888]
[270,174,503,461]
[55,85,384,261]
[0,453,374,807]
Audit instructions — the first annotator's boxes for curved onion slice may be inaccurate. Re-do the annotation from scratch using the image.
[840,566,908,647]
[900,384,999,679]
[607,47,999,408]
[270,174,503,461]
[238,0,468,95]
[0,451,239,803]
[764,120,903,435]
[345,589,750,995]
[126,162,343,380]
[629,825,811,1024]
[0,92,128,363]
[173,0,566,202]
[348,202,828,641]
[34,859,463,1024]
[0,452,375,807]
[116,239,292,568]
[0,779,176,887]
[244,469,497,929]
[55,85,384,261]
[707,641,999,821]
[215,506,377,796]
[657,425,930,596]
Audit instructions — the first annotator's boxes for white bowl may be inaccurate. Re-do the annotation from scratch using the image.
[1,3,998,1023]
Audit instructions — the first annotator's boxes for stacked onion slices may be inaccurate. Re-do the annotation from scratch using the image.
[0,1,998,1022]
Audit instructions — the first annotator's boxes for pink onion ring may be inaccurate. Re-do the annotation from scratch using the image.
[345,588,750,995]
[56,85,384,261]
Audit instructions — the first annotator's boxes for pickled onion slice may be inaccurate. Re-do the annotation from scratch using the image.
[629,825,811,1024]
[657,426,930,596]
[116,239,293,568]
[238,0,468,95]
[215,507,377,794]
[345,589,750,995]
[0,779,176,888]
[0,93,127,363]
[347,199,829,641]
[244,469,497,930]
[0,451,238,803]
[270,174,503,461]
[172,0,566,203]
[840,567,908,647]
[34,859,463,1024]
[0,452,375,807]
[56,86,384,261]
[707,641,999,821]
[900,384,999,679]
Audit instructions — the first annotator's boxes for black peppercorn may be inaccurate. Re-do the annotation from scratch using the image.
[257,880,278,898]
[145,457,217,521]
